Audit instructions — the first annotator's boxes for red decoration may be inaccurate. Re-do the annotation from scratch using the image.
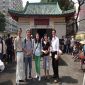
[34,19,49,25]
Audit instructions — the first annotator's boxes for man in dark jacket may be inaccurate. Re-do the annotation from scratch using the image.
[5,34,13,63]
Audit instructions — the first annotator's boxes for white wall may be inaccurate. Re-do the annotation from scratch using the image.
[50,17,66,39]
[18,23,30,38]
[54,23,66,39]
[18,17,66,38]
[18,17,30,38]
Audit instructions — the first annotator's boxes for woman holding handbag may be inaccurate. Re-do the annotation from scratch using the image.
[42,34,50,80]
[33,33,41,81]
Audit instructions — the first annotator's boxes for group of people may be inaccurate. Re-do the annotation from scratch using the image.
[60,36,75,54]
[0,27,85,85]
[14,28,60,84]
[0,34,14,64]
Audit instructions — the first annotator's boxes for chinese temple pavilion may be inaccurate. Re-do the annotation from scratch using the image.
[8,1,75,38]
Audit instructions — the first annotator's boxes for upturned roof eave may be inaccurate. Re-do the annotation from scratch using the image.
[8,2,75,17]
[8,11,75,17]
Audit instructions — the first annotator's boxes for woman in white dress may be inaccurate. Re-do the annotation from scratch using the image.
[14,28,25,84]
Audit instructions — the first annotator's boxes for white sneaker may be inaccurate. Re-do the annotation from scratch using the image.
[35,74,38,78]
[38,76,41,81]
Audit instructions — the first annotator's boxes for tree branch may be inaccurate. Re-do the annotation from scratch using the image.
[75,0,85,31]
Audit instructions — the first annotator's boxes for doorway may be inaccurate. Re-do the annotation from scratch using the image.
[31,29,52,39]
[37,29,46,38]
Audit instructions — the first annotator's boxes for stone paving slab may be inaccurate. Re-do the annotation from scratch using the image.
[0,54,84,85]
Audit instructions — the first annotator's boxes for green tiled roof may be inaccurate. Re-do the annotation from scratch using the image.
[8,2,75,16]
[24,2,62,15]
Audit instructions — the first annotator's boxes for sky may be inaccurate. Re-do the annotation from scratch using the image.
[22,0,41,7]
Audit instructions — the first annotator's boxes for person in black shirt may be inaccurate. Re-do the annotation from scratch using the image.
[5,34,13,63]
[42,34,50,79]
[61,36,64,53]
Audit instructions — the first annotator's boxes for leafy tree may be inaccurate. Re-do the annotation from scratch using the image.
[57,0,74,11]
[41,0,74,11]
[0,13,6,31]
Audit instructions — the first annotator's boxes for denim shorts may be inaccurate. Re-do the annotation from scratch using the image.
[43,56,49,70]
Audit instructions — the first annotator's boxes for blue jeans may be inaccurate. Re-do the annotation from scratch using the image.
[43,56,49,70]
[24,56,32,79]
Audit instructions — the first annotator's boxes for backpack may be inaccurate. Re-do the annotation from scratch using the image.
[24,38,33,48]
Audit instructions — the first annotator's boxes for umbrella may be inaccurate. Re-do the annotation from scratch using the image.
[75,31,85,41]
[80,40,85,44]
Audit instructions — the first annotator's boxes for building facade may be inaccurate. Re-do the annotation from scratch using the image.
[9,0,23,11]
[0,0,9,14]
[78,1,85,31]
[0,0,23,33]
[0,0,23,14]
[9,2,75,39]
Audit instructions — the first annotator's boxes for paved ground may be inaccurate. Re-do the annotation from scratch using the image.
[0,54,84,85]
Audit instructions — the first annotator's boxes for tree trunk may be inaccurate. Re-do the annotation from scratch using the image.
[75,0,84,31]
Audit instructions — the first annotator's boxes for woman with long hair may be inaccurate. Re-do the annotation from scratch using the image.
[33,33,41,81]
[42,34,50,80]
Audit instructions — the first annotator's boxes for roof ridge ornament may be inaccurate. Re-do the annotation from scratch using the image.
[56,2,62,14]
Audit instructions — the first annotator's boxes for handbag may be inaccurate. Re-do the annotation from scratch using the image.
[54,54,59,60]
[0,60,5,72]
[33,43,39,56]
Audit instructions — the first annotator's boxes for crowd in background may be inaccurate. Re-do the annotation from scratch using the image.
[0,34,14,64]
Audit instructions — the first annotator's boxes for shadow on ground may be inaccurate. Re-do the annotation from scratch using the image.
[17,76,62,85]
[59,58,68,66]
[0,63,16,76]
[0,80,13,85]
[17,79,50,85]
[61,76,78,84]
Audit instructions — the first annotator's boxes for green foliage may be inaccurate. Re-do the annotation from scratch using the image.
[41,0,57,3]
[0,13,6,31]
[57,0,74,11]
[41,0,74,11]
